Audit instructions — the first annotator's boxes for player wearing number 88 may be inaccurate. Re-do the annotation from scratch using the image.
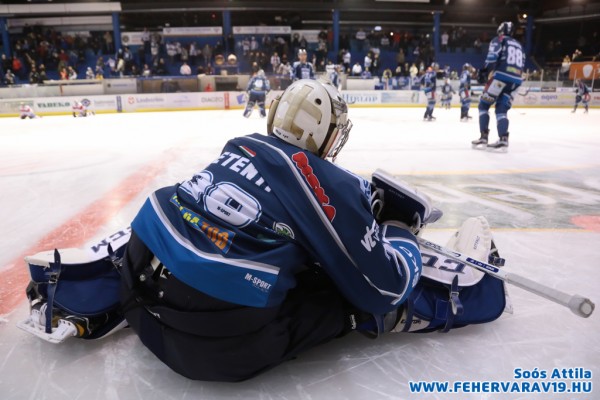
[472,21,525,151]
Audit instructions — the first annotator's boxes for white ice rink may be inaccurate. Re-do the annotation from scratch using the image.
[1,106,599,399]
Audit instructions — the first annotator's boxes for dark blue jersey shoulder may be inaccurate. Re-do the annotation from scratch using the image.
[132,133,418,314]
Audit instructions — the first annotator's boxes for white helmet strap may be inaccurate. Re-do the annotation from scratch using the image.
[273,85,322,154]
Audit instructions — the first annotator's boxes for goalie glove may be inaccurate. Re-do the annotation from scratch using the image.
[371,169,443,235]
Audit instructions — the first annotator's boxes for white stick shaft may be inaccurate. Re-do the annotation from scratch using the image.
[418,238,595,318]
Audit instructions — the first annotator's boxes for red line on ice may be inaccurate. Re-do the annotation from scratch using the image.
[0,153,176,316]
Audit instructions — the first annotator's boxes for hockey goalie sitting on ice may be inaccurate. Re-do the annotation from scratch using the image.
[18,78,515,381]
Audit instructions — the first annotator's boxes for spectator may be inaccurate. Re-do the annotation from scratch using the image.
[561,55,571,78]
[441,31,449,52]
[67,66,78,80]
[355,28,367,51]
[115,57,125,77]
[150,36,160,66]
[38,64,48,82]
[103,31,114,54]
[409,63,419,86]
[270,51,281,73]
[189,42,198,65]
[180,61,192,75]
[364,52,372,72]
[11,56,23,80]
[396,48,405,67]
[142,64,152,77]
[5,69,16,85]
[276,60,291,77]
[85,67,94,79]
[371,53,380,78]
[342,49,351,73]
[351,61,362,76]
[155,58,167,75]
[1,54,11,74]
[141,28,150,55]
[59,66,68,80]
[29,65,40,84]
[202,43,213,66]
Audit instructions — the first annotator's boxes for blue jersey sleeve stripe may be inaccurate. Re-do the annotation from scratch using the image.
[246,137,408,305]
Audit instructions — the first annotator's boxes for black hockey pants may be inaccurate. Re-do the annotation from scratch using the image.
[121,231,350,381]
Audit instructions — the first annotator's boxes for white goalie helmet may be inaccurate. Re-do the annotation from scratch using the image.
[267,78,352,160]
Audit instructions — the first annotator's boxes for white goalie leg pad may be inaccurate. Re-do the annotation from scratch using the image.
[441,216,512,313]
[389,216,511,333]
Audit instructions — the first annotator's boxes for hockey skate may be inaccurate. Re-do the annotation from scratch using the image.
[471,130,488,150]
[423,115,436,122]
[487,135,509,153]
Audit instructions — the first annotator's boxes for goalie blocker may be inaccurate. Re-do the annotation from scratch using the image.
[364,171,509,335]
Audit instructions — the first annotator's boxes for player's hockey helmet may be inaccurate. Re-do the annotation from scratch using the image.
[463,63,471,70]
[497,21,514,36]
[268,78,352,160]
[298,48,307,56]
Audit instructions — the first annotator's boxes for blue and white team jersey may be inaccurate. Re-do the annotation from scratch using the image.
[441,83,453,96]
[421,70,437,93]
[576,81,590,95]
[246,76,270,95]
[459,70,471,91]
[485,35,525,84]
[291,62,315,80]
[132,134,420,314]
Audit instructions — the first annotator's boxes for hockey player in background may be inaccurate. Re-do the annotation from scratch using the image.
[420,63,438,121]
[325,60,340,89]
[472,21,524,151]
[572,79,590,113]
[290,48,315,81]
[243,69,270,118]
[440,78,455,110]
[72,100,87,117]
[19,102,38,119]
[459,63,473,121]
[19,79,508,382]
[72,100,94,117]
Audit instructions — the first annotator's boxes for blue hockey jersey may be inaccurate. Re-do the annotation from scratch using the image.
[421,70,436,93]
[484,35,524,85]
[131,134,421,315]
[459,70,471,91]
[291,62,315,80]
[246,76,270,95]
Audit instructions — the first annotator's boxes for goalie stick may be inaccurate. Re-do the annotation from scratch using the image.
[516,85,531,96]
[417,238,595,318]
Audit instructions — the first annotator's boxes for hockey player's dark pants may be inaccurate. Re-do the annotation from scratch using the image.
[121,231,349,381]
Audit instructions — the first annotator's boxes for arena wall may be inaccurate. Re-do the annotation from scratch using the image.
[0,82,596,117]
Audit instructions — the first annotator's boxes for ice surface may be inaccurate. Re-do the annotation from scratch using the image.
[1,106,599,399]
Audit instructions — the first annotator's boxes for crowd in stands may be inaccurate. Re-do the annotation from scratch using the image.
[1,22,598,88]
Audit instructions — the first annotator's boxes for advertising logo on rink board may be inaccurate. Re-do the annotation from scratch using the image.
[342,92,380,105]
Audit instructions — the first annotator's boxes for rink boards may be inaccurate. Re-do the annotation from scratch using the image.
[0,87,597,117]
